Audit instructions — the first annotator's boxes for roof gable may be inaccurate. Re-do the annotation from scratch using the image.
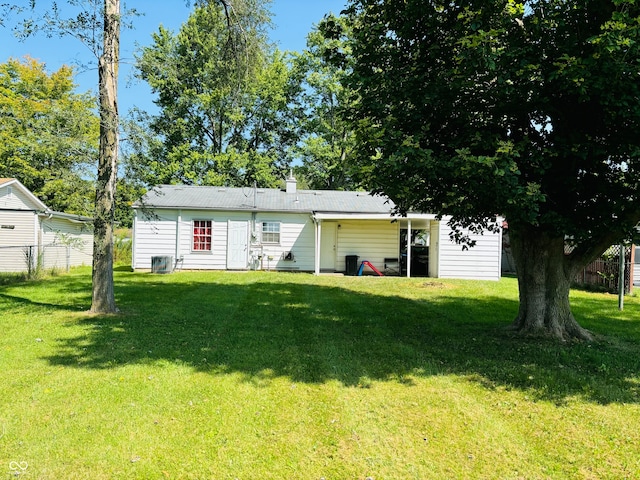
[0,178,48,211]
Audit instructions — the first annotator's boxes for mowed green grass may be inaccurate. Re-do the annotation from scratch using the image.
[0,268,639,479]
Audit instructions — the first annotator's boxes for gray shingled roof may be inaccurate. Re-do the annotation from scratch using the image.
[134,184,396,214]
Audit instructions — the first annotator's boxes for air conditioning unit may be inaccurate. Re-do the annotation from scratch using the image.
[151,255,173,274]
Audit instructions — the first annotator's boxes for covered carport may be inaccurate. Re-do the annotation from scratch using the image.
[312,212,439,277]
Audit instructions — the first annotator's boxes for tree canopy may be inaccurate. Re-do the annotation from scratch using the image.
[130,0,302,189]
[292,14,357,191]
[343,0,640,339]
[0,56,98,214]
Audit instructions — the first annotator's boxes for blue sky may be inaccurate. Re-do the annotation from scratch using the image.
[0,0,347,114]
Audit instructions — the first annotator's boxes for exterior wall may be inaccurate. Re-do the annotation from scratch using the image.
[0,183,92,273]
[134,207,503,280]
[133,209,316,271]
[437,222,502,280]
[254,212,315,271]
[334,220,400,273]
[0,183,38,210]
[133,209,180,270]
[40,217,93,270]
[0,212,93,273]
[0,210,37,272]
[0,210,36,247]
[177,210,251,270]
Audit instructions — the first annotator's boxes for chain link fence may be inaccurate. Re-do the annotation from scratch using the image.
[0,244,92,274]
[572,244,633,294]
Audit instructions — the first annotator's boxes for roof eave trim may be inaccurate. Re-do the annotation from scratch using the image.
[313,212,439,220]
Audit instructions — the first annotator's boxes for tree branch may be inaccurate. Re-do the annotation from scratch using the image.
[568,207,640,270]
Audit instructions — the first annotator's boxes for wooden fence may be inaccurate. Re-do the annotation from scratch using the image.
[572,245,634,294]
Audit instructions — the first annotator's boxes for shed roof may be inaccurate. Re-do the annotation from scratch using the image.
[1,178,92,222]
[134,184,397,215]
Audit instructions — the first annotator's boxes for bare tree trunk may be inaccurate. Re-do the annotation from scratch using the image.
[509,225,593,341]
[90,0,120,314]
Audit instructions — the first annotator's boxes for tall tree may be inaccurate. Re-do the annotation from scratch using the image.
[293,14,356,190]
[132,0,302,188]
[5,0,123,312]
[343,0,640,340]
[91,0,120,313]
[0,56,98,215]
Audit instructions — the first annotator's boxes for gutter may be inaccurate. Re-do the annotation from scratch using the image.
[38,210,94,224]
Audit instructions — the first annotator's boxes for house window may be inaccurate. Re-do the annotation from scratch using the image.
[193,220,212,251]
[261,221,280,244]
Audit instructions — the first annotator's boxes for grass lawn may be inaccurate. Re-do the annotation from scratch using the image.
[1,268,639,479]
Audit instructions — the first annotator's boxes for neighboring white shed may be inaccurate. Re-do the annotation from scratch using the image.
[0,178,93,273]
[132,178,503,280]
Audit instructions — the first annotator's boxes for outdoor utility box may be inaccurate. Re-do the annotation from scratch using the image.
[345,255,359,276]
[151,255,173,274]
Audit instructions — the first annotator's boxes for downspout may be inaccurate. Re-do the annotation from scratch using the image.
[251,211,258,271]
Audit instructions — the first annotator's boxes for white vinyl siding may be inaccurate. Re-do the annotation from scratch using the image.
[132,209,179,269]
[40,216,93,270]
[132,205,503,280]
[0,182,93,273]
[0,210,35,247]
[132,210,316,272]
[0,184,39,210]
[334,220,400,273]
[0,210,38,272]
[134,209,253,270]
[0,212,92,272]
[437,221,502,281]
[181,212,247,270]
[255,213,314,271]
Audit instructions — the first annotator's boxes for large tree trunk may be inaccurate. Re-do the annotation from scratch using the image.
[509,225,593,341]
[90,0,120,314]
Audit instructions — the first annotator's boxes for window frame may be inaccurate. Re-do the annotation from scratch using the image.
[261,221,281,245]
[192,219,213,252]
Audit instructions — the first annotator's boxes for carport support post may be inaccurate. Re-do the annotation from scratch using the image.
[314,219,321,275]
[406,219,412,278]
